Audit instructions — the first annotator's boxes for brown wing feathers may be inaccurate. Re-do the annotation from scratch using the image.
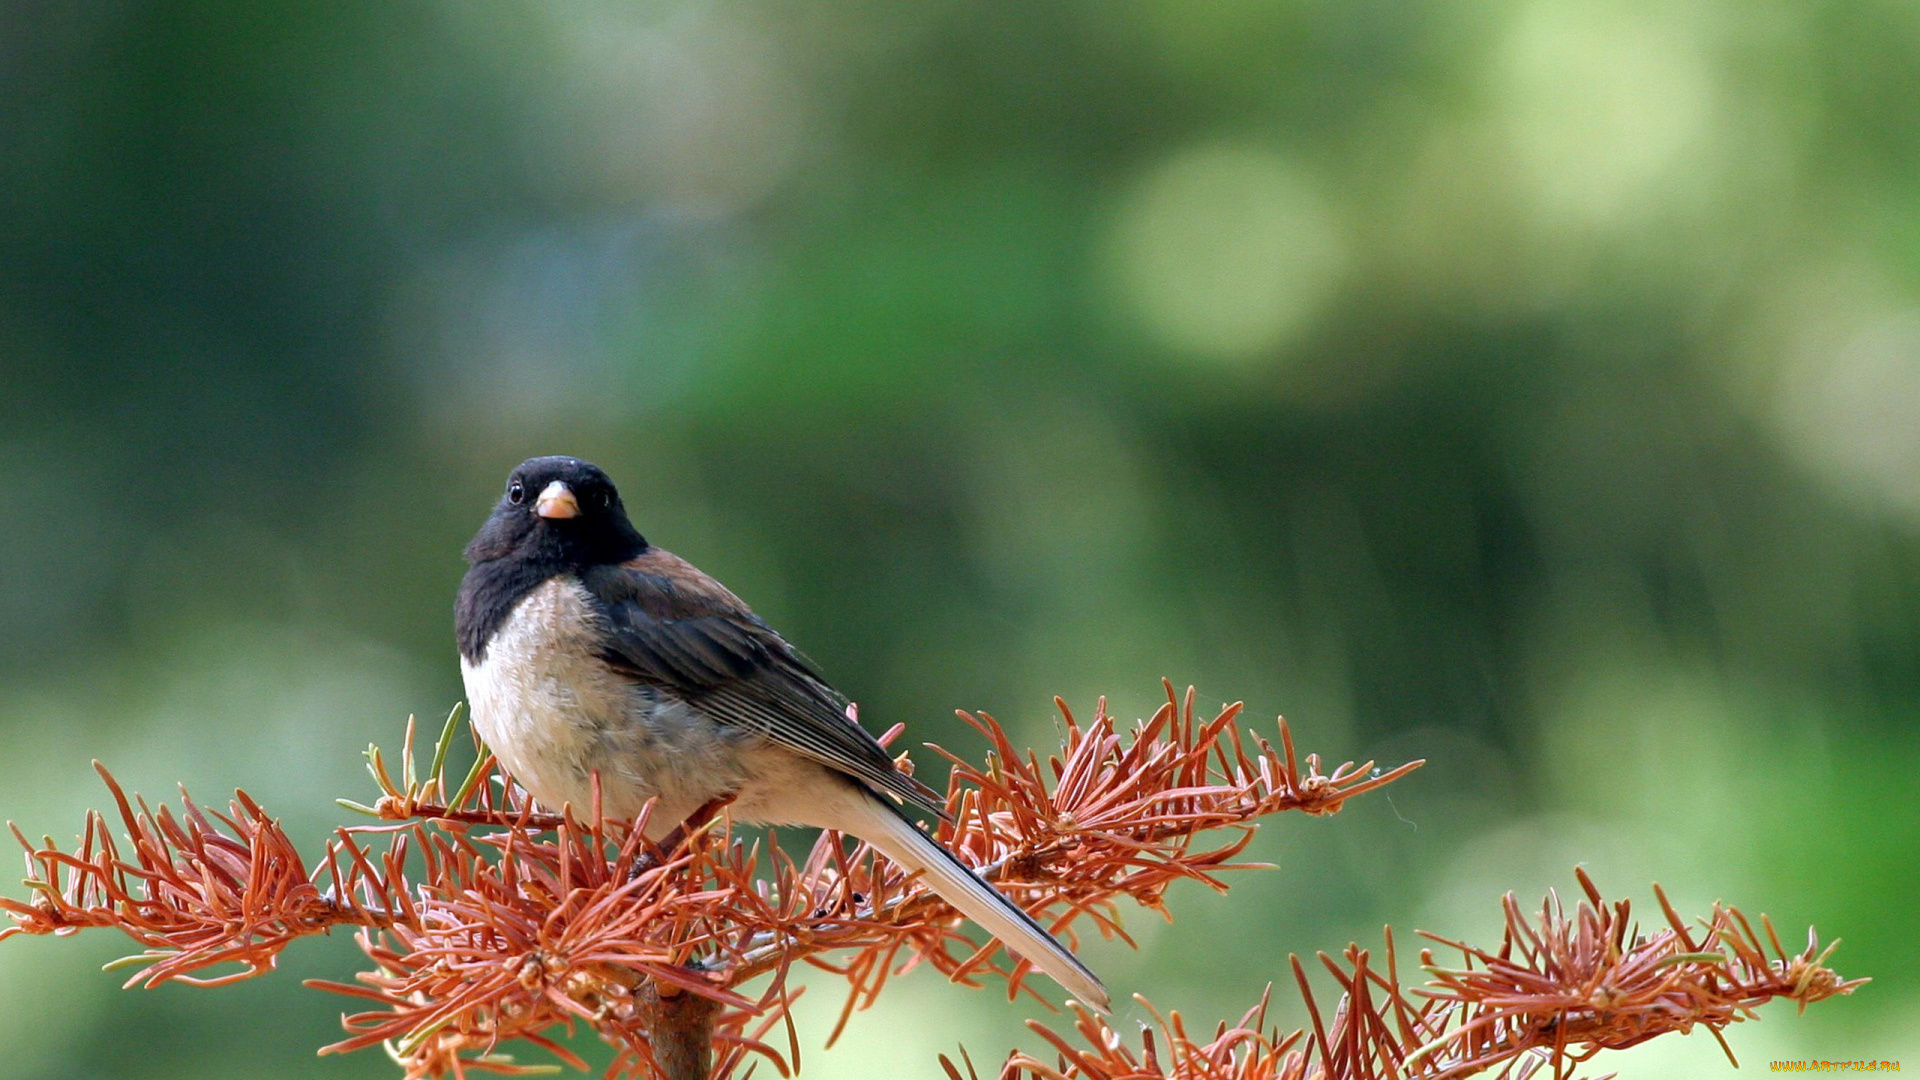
[581,551,949,818]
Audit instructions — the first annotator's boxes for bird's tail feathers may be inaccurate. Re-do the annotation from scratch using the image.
[834,792,1110,1013]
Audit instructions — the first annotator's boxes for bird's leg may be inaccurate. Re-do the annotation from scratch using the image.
[658,793,737,854]
[629,794,736,880]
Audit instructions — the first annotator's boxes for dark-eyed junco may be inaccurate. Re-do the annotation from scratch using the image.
[456,456,1108,1010]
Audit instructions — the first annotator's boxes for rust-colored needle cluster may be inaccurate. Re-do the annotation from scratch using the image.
[963,866,1864,1080]
[1,684,1859,1080]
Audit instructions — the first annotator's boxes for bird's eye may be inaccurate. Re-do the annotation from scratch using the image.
[507,480,526,505]
[593,489,611,510]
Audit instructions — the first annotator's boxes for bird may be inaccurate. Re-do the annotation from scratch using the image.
[455,455,1108,1011]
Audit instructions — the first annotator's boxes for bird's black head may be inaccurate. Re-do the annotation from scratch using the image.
[463,456,648,569]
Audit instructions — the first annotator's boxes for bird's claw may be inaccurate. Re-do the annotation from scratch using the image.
[626,794,736,881]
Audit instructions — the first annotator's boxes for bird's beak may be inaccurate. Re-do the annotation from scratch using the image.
[534,481,580,520]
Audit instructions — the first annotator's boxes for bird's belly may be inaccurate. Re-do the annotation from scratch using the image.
[459,577,751,834]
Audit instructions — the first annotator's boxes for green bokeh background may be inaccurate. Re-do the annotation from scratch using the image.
[3,2,1916,1076]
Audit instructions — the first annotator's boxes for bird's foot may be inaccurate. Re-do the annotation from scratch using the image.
[628,794,737,881]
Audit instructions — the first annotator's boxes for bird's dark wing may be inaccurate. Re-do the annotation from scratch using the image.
[579,550,948,819]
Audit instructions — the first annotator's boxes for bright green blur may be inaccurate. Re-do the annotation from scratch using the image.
[2,1,1915,1076]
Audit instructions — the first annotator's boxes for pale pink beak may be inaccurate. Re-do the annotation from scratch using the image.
[534,480,580,520]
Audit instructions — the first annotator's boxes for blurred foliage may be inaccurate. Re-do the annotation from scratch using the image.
[2,1,1916,1077]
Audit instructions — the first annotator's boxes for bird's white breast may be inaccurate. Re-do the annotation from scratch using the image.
[458,575,758,831]
[460,576,637,816]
